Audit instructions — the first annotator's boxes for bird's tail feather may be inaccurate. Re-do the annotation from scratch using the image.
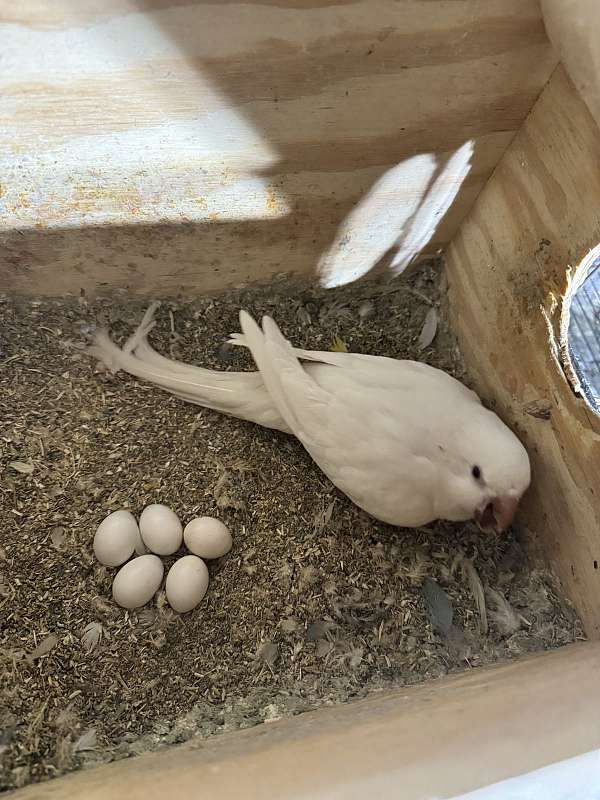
[87,307,289,432]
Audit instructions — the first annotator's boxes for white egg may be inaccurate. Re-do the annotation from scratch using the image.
[139,504,183,555]
[183,517,232,560]
[165,555,209,613]
[112,555,164,609]
[93,509,142,567]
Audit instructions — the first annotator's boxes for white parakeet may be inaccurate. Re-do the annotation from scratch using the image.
[90,305,530,533]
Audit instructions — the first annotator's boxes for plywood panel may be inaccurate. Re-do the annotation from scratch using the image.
[542,0,600,130]
[0,0,556,295]
[445,65,600,637]
[9,642,600,800]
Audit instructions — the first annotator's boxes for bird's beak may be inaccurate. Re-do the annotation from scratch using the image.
[474,496,520,533]
[492,496,519,532]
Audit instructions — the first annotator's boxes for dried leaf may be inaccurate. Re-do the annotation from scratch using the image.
[73,728,97,753]
[330,335,348,353]
[27,634,58,663]
[422,577,453,636]
[9,461,34,475]
[417,308,438,350]
[81,622,104,653]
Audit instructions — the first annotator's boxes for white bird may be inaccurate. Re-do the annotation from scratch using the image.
[89,304,531,533]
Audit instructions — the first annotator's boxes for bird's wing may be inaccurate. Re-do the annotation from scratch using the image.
[238,311,486,527]
[229,330,349,366]
[230,330,481,403]
[238,311,330,440]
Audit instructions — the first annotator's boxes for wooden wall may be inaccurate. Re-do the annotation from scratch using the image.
[9,643,600,800]
[446,65,600,638]
[0,0,556,295]
[542,0,600,130]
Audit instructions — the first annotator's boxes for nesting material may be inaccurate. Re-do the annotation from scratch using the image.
[0,261,583,792]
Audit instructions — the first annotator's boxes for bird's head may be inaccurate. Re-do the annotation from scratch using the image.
[436,407,531,533]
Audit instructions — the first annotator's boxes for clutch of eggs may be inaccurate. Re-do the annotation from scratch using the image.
[93,506,231,613]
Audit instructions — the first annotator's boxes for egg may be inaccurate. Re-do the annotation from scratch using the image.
[139,504,183,555]
[165,555,209,613]
[183,517,232,559]
[112,555,164,609]
[93,509,143,566]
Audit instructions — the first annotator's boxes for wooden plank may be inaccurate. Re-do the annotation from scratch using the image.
[445,65,600,638]
[542,0,600,130]
[0,0,557,295]
[9,642,600,799]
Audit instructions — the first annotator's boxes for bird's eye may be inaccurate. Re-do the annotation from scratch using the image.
[471,465,482,480]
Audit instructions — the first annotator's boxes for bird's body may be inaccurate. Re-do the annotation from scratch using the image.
[90,305,531,532]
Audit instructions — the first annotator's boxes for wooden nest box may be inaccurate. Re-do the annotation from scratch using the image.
[2,1,600,797]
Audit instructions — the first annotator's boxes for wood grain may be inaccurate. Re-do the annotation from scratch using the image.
[542,0,600,131]
[9,642,600,799]
[446,65,600,637]
[0,0,557,295]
